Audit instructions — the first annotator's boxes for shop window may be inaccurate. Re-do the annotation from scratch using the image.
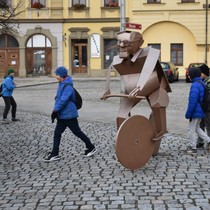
[170,44,183,66]
[104,0,119,7]
[31,0,45,9]
[104,39,118,69]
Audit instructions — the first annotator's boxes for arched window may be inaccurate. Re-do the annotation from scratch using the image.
[26,34,51,48]
[0,34,19,48]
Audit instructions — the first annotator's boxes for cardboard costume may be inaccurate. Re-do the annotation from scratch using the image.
[101,31,171,169]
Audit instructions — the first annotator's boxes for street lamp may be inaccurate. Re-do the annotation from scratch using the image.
[205,0,209,64]
[120,0,126,31]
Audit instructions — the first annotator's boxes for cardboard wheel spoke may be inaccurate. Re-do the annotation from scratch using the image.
[115,115,155,170]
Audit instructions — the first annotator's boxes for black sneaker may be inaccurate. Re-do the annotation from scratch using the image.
[196,143,204,149]
[44,152,60,162]
[12,118,20,122]
[186,147,197,154]
[81,147,97,157]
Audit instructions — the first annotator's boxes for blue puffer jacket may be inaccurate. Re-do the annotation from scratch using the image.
[2,76,16,97]
[54,76,78,120]
[185,77,206,119]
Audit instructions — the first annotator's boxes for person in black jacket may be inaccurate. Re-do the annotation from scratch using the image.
[197,64,210,149]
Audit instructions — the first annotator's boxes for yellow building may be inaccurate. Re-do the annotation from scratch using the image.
[0,0,209,78]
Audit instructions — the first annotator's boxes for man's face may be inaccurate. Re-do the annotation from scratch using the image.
[117,33,131,58]
[117,32,141,59]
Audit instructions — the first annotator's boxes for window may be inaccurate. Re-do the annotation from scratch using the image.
[104,0,119,7]
[147,0,161,3]
[104,39,118,69]
[0,34,19,48]
[181,0,195,2]
[72,0,86,6]
[170,44,183,66]
[31,0,45,9]
[148,44,161,60]
[26,34,51,48]
[0,0,11,8]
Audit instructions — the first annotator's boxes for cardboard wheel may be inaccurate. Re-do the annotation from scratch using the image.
[115,115,155,170]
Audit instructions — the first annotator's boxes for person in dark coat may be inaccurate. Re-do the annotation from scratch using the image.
[44,66,97,162]
[185,67,210,153]
[197,64,210,148]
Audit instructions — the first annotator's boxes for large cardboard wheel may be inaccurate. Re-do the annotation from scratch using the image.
[115,115,155,170]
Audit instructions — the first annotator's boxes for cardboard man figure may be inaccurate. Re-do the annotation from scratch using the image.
[101,31,171,169]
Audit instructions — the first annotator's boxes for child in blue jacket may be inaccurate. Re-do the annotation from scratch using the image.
[185,67,210,153]
[44,66,97,162]
[1,68,19,124]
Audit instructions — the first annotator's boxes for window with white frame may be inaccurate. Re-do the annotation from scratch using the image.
[104,0,119,7]
[26,34,51,48]
[69,0,89,7]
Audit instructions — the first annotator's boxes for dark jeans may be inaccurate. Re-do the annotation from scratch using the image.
[52,118,94,155]
[2,96,17,119]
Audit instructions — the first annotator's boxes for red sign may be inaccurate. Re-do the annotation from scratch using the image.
[126,23,142,30]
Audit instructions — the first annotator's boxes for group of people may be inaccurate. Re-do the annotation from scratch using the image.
[1,66,97,162]
[185,64,210,154]
[1,55,210,162]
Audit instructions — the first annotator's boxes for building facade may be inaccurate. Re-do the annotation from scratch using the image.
[0,0,209,77]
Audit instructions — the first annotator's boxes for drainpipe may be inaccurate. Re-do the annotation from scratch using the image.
[205,0,208,64]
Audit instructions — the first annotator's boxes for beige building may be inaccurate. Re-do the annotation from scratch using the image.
[0,0,209,78]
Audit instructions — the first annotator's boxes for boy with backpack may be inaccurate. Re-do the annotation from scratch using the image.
[1,68,20,124]
[185,67,210,154]
[197,64,210,149]
[44,66,97,162]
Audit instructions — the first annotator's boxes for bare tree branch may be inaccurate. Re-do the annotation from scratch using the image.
[0,0,27,34]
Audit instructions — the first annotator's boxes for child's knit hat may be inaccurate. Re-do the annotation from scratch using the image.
[55,66,68,78]
[7,68,15,75]
[189,67,201,80]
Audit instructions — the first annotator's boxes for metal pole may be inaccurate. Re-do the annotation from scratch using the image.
[120,0,126,95]
[205,0,208,64]
[120,0,126,31]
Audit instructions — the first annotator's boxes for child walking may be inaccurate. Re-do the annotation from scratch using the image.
[185,67,210,154]
[44,66,97,162]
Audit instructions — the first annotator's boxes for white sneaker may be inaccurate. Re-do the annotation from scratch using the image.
[1,119,10,124]
[81,147,97,157]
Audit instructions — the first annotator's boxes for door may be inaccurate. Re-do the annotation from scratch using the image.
[25,48,52,76]
[0,49,19,77]
[72,40,88,74]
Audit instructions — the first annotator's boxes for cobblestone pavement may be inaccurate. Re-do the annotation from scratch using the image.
[1,79,210,210]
